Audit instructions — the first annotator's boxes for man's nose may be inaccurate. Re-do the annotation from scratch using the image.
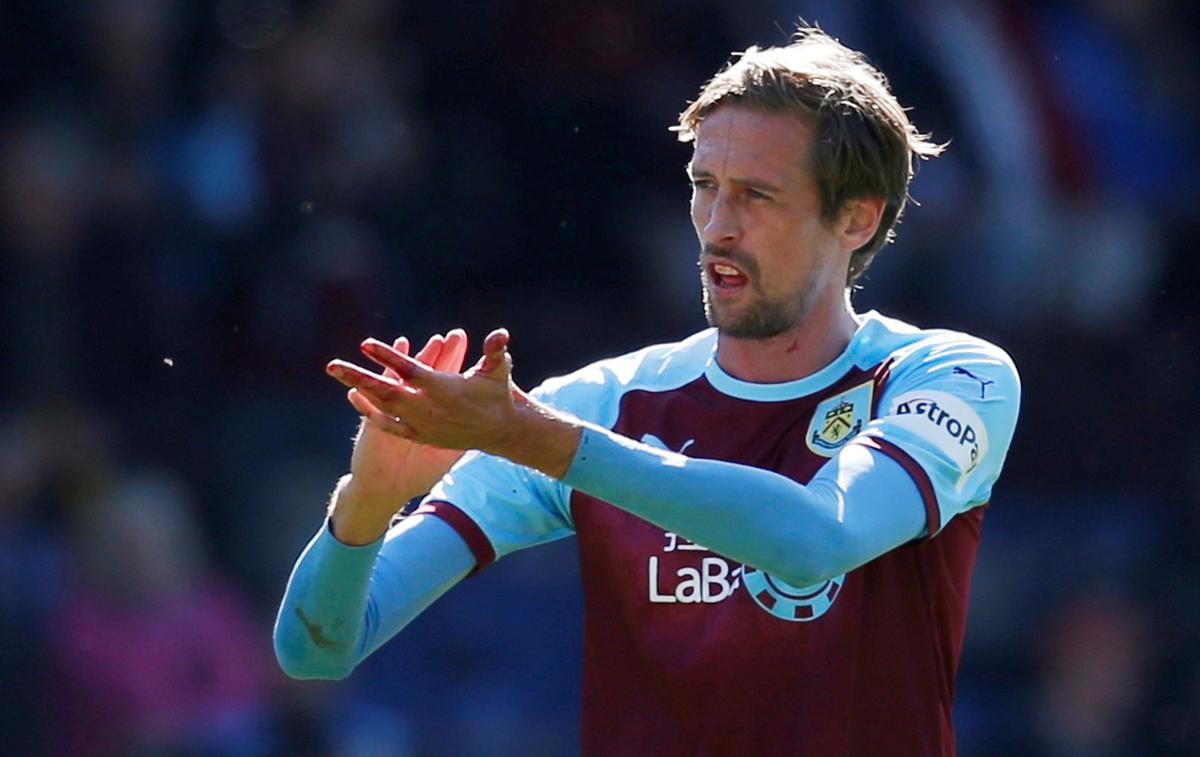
[702,192,741,244]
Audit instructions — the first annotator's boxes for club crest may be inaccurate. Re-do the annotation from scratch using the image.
[805,381,873,457]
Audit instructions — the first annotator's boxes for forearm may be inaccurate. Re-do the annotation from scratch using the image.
[557,425,925,585]
[274,517,382,679]
[329,474,402,546]
[275,503,475,679]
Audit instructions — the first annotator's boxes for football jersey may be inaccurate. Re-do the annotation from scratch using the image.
[417,310,1020,756]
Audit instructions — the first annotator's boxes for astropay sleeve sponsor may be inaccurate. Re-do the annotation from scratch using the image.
[886,389,989,486]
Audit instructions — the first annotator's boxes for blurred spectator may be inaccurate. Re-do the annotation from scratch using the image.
[1035,595,1156,757]
[51,470,269,756]
[0,407,103,754]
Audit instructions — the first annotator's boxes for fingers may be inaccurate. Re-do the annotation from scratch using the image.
[382,336,410,380]
[439,328,469,373]
[332,328,473,418]
[327,359,419,403]
[347,386,379,417]
[358,339,437,383]
[381,332,447,381]
[347,389,418,439]
[360,328,470,378]
[413,333,446,368]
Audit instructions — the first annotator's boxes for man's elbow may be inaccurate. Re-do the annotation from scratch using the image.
[277,657,355,681]
[771,534,861,588]
[273,629,356,681]
[773,561,841,590]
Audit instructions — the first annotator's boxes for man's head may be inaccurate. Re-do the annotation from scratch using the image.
[676,27,942,338]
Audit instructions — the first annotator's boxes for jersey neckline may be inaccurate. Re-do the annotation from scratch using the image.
[702,311,883,402]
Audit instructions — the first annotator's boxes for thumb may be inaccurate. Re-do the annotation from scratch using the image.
[476,328,512,379]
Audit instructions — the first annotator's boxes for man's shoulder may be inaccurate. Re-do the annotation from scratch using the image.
[540,329,716,393]
[856,311,1018,380]
[857,313,1022,523]
[532,330,716,426]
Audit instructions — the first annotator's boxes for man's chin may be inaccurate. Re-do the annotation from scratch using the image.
[710,315,792,341]
[717,325,790,341]
[706,302,797,341]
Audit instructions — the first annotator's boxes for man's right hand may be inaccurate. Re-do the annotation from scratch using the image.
[330,329,469,545]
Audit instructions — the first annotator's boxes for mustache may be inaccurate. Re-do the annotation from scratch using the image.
[699,243,759,279]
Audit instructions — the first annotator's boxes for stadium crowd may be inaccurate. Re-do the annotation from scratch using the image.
[1,0,1197,754]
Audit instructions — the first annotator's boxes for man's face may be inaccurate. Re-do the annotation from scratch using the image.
[689,105,849,339]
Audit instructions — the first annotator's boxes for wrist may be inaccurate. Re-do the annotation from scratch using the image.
[487,399,582,480]
[328,475,398,546]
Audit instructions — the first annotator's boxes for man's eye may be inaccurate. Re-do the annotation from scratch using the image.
[747,189,771,201]
[690,179,715,191]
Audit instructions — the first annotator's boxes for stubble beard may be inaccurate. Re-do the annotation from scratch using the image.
[701,271,816,340]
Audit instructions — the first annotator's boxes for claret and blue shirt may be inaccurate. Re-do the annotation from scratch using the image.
[276,310,1020,756]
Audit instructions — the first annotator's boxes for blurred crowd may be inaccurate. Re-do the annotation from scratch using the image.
[1,0,1197,754]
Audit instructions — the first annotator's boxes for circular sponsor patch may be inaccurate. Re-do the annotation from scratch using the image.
[742,567,844,622]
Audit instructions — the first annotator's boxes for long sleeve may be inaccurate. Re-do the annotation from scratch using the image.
[273,512,475,679]
[550,323,1019,587]
[562,425,927,587]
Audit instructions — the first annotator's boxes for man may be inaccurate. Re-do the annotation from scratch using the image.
[276,27,1020,756]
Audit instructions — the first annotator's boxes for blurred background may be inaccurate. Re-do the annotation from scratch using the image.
[1,0,1197,754]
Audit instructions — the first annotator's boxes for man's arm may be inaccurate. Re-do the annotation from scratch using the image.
[276,428,920,681]
[560,426,924,586]
[275,331,476,678]
[328,332,928,587]
[274,490,475,679]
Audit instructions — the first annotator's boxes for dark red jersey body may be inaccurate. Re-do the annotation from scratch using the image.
[424,315,1021,755]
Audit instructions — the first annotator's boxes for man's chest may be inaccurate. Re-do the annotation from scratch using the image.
[598,371,883,488]
[568,373,883,639]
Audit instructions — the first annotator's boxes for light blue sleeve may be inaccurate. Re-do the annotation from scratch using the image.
[272,338,707,678]
[856,334,1021,532]
[418,335,718,567]
[274,512,475,680]
[562,427,927,586]
[416,380,580,566]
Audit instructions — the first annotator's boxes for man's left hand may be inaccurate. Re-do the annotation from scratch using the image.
[327,328,522,456]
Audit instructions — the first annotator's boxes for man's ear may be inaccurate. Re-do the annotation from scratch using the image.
[839,197,886,251]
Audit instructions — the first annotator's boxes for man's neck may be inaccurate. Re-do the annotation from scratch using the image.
[715,299,861,384]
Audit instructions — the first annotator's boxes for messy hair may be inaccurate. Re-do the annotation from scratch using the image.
[675,26,944,284]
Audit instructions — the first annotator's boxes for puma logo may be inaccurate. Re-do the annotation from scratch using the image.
[953,367,995,399]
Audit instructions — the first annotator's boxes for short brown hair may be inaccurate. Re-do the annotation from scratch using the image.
[674,26,944,284]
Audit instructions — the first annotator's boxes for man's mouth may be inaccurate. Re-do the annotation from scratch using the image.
[707,261,749,290]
